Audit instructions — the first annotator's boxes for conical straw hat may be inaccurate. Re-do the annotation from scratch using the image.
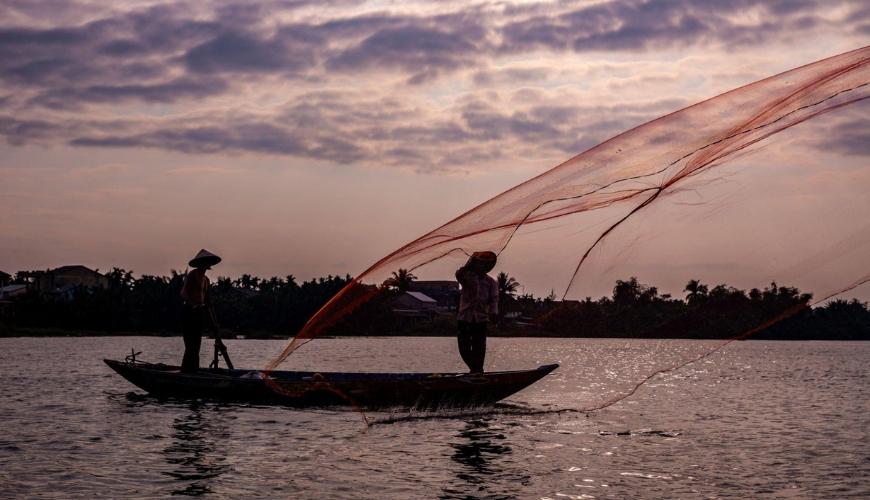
[470,251,497,273]
[189,249,222,268]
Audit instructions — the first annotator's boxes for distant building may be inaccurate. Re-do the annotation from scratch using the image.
[0,281,24,322]
[408,280,460,311]
[19,265,108,294]
[0,284,27,300]
[392,291,440,318]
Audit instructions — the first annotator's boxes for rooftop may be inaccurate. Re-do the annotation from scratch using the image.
[405,291,437,303]
[52,265,102,275]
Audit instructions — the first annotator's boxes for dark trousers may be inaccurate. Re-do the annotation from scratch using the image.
[457,320,487,373]
[181,305,204,373]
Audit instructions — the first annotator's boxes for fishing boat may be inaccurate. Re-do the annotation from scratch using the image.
[104,358,558,410]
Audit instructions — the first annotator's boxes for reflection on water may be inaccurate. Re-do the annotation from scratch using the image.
[443,419,530,499]
[162,404,230,496]
[2,337,869,498]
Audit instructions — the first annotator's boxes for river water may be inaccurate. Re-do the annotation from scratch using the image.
[0,336,867,498]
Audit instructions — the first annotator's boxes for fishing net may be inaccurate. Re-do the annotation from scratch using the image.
[266,46,870,414]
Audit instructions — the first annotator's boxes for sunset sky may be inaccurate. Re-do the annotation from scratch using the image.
[2,0,868,299]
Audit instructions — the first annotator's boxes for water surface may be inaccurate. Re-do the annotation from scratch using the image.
[0,337,867,498]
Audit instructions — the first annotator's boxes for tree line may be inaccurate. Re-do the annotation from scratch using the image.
[328,275,870,340]
[529,277,870,340]
[2,269,868,340]
[4,269,350,336]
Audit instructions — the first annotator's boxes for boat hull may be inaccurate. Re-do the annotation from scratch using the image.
[104,359,558,410]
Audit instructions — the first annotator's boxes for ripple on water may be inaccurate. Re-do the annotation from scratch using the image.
[620,471,673,480]
[0,337,868,498]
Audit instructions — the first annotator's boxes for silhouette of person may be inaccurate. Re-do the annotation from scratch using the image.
[455,251,498,373]
[180,249,221,373]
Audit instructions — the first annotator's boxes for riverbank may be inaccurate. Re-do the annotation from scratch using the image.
[3,325,868,340]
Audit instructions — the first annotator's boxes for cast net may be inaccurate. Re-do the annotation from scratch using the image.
[266,46,870,413]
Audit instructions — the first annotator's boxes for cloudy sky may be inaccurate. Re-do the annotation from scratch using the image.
[1,0,868,297]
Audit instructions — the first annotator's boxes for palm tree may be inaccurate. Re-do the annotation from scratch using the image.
[684,279,709,306]
[497,272,520,298]
[386,268,417,292]
[496,272,521,324]
[285,274,298,290]
[236,274,260,291]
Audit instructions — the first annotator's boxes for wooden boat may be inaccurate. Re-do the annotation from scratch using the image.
[104,358,559,410]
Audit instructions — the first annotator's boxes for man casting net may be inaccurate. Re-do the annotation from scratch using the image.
[266,46,870,413]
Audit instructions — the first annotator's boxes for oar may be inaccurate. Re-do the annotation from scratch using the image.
[207,306,234,370]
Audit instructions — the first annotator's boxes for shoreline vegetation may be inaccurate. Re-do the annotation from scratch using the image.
[1,269,868,340]
[5,328,870,341]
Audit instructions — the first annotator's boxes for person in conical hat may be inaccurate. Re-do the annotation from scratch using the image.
[454,251,499,373]
[188,249,221,269]
[180,249,221,372]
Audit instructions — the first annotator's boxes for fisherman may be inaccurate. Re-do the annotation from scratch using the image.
[180,249,221,373]
[455,251,499,373]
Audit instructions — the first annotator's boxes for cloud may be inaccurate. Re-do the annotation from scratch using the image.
[1,0,120,26]
[0,0,865,171]
[2,0,862,92]
[461,100,560,141]
[0,114,140,145]
[184,31,318,74]
[812,117,870,157]
[29,77,229,109]
[70,117,367,164]
[472,66,552,86]
[0,4,220,99]
[53,85,691,171]
[499,0,864,54]
[0,116,64,144]
[326,22,487,84]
